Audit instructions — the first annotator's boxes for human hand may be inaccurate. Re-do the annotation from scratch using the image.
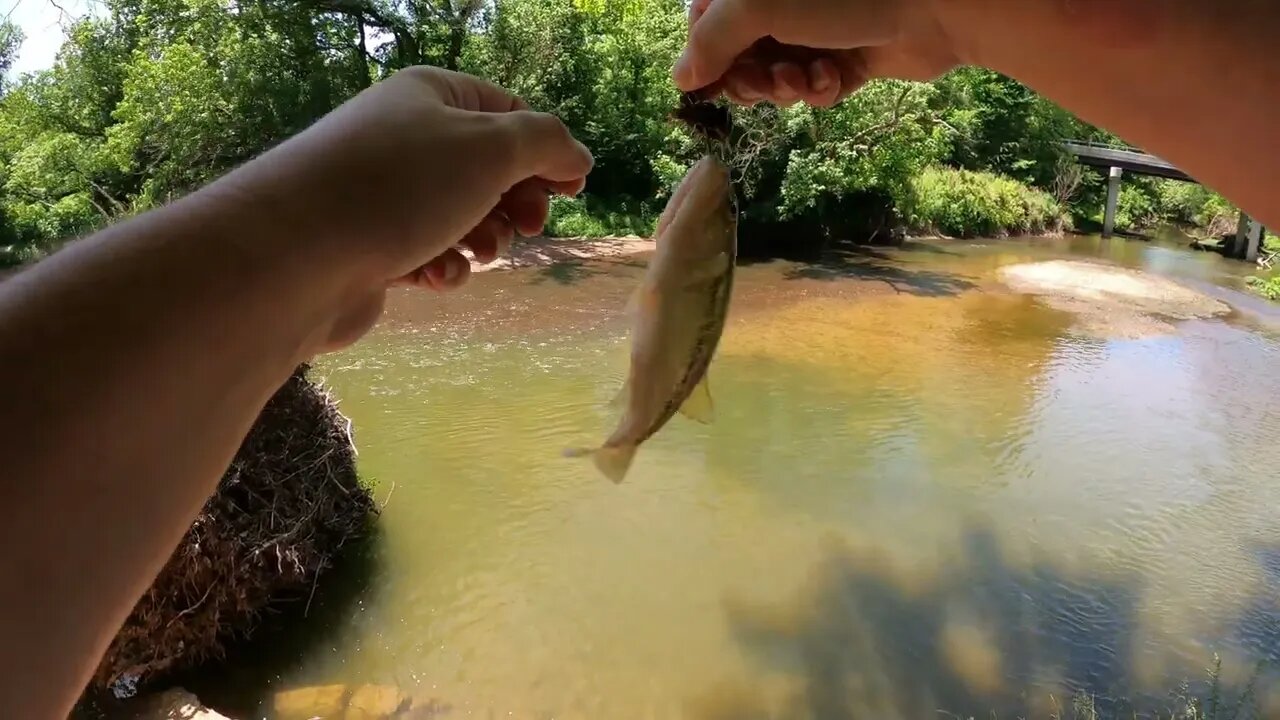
[221,66,593,350]
[673,0,965,108]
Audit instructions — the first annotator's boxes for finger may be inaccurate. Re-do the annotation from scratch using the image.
[688,0,712,26]
[460,213,515,264]
[419,248,473,292]
[723,79,759,106]
[674,0,769,91]
[688,76,728,103]
[549,177,586,197]
[724,59,769,104]
[501,110,594,186]
[768,62,807,106]
[498,179,551,237]
[399,65,530,114]
[832,50,871,104]
[804,57,842,107]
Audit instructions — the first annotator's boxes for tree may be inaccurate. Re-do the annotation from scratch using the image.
[0,0,1137,265]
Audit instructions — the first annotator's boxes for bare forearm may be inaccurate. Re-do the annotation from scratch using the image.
[0,64,591,719]
[0,180,340,717]
[948,0,1280,227]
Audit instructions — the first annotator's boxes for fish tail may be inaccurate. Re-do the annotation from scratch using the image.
[562,444,638,484]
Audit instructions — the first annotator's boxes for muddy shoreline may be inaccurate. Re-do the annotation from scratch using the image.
[469,235,654,273]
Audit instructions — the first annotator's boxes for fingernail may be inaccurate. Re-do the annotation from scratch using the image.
[443,259,460,282]
[770,63,799,100]
[810,61,832,92]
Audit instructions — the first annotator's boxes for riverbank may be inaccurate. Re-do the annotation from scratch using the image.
[76,365,375,716]
[469,235,654,273]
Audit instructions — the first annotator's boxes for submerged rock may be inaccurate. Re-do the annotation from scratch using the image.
[997,260,1231,339]
[272,684,351,719]
[119,688,232,720]
[273,684,451,720]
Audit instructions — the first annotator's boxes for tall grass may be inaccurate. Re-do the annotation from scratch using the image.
[906,166,1067,238]
[544,195,658,239]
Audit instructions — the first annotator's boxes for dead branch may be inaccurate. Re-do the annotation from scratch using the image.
[846,84,915,148]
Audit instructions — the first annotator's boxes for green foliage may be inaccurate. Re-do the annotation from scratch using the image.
[0,21,22,87]
[1116,182,1159,231]
[1116,178,1241,233]
[0,0,1237,262]
[934,67,1091,189]
[905,166,1065,238]
[1246,275,1280,301]
[545,194,656,238]
[0,0,373,250]
[1196,192,1240,235]
[1264,232,1280,254]
[1083,176,1244,235]
[1156,181,1217,226]
[469,0,686,201]
[778,80,950,217]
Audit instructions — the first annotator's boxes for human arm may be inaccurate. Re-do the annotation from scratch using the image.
[673,0,1280,230]
[0,67,592,720]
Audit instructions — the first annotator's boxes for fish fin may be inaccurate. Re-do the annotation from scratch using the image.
[563,445,638,483]
[678,374,715,424]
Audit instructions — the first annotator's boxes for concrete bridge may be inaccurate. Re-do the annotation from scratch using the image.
[1063,141,1264,262]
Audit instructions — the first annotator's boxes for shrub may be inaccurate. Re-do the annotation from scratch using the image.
[1247,275,1280,301]
[1116,183,1159,230]
[0,242,46,268]
[906,166,1065,238]
[1155,180,1214,225]
[545,195,658,239]
[545,196,610,238]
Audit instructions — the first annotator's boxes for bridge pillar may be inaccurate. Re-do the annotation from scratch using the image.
[1246,218,1263,263]
[1234,213,1251,258]
[1102,166,1123,238]
[1233,213,1264,261]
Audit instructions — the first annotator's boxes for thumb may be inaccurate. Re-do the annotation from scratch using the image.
[500,110,594,186]
[673,0,766,91]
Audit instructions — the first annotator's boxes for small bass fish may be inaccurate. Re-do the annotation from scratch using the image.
[565,154,738,482]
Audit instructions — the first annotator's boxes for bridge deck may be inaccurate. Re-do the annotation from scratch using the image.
[1063,141,1195,183]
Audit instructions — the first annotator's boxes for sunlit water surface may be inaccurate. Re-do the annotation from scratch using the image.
[198,234,1280,719]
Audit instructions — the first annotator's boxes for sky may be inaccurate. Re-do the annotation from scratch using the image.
[4,0,95,76]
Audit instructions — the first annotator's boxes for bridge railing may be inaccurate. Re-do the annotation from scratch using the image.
[1064,139,1143,153]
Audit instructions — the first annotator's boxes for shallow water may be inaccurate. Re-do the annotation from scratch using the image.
[199,234,1280,719]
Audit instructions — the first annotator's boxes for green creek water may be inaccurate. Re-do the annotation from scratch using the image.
[199,234,1280,719]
